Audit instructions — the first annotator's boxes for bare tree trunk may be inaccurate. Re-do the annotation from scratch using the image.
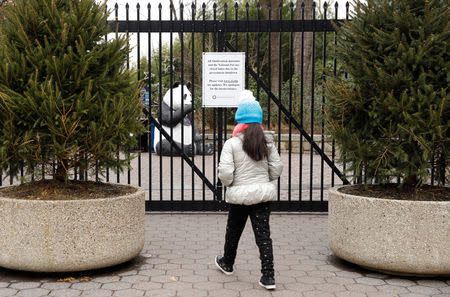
[294,0,314,94]
[260,0,282,94]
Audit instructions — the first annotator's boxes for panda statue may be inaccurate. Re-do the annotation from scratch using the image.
[153,82,214,156]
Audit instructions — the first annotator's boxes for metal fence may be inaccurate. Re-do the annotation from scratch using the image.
[108,2,350,211]
[1,2,354,211]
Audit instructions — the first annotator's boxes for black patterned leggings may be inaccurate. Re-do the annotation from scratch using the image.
[223,202,274,277]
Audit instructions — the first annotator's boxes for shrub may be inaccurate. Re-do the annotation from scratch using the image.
[325,0,449,186]
[0,0,144,182]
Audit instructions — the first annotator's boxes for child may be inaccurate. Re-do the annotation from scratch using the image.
[215,90,283,290]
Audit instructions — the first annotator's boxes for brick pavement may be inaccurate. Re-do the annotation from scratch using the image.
[0,213,448,297]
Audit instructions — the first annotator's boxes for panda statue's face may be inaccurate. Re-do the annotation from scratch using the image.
[163,83,192,110]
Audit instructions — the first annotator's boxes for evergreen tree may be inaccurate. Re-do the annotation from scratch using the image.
[325,0,449,186]
[0,0,144,182]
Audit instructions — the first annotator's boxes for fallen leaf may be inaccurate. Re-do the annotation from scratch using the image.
[79,276,92,282]
[57,277,75,282]
[142,253,152,258]
[169,276,177,281]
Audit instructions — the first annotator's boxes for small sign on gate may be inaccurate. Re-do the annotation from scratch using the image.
[202,52,245,108]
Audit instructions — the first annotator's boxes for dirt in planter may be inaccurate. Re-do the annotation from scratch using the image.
[339,184,449,202]
[0,180,137,200]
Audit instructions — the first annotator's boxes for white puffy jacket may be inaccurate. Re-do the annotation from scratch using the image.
[218,131,283,205]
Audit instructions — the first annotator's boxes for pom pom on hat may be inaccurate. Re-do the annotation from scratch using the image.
[235,90,263,124]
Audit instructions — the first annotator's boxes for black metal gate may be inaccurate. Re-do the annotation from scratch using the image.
[103,2,352,212]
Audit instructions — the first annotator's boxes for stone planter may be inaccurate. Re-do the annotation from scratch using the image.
[328,186,450,276]
[0,186,145,272]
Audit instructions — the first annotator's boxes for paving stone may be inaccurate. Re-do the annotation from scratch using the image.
[137,269,165,277]
[398,294,430,297]
[240,288,272,297]
[345,283,379,293]
[284,282,315,292]
[10,282,41,290]
[385,278,417,287]
[296,276,325,285]
[79,288,113,296]
[120,275,149,283]
[41,282,71,290]
[355,277,386,286]
[132,281,163,290]
[313,283,347,292]
[178,275,207,283]
[112,288,144,296]
[142,288,176,297]
[375,284,409,294]
[70,281,101,290]
[101,281,132,290]
[416,279,448,288]
[16,288,50,297]
[0,288,17,297]
[207,288,239,297]
[162,281,192,291]
[0,284,8,289]
[175,288,207,297]
[407,285,441,295]
[271,290,303,297]
[48,288,81,297]
[193,281,223,290]
[335,291,369,297]
[303,291,335,297]
[223,281,254,291]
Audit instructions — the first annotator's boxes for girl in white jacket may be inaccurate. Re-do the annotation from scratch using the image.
[215,90,283,290]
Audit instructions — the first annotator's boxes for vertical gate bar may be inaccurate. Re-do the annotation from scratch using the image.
[331,2,338,188]
[31,165,34,182]
[234,2,238,50]
[102,4,107,183]
[42,156,45,180]
[343,2,349,181]
[431,147,435,185]
[180,3,186,203]
[213,3,217,191]
[320,3,328,200]
[10,164,13,185]
[0,169,2,186]
[169,2,174,201]
[267,3,271,129]
[256,3,261,100]
[202,3,206,201]
[137,3,142,187]
[20,162,24,183]
[105,4,109,183]
[245,3,249,88]
[148,3,152,201]
[288,3,293,202]
[158,3,163,200]
[309,2,316,201]
[300,2,305,201]
[224,3,228,164]
[190,3,196,201]
[277,2,282,201]
[115,4,120,183]
[126,3,131,185]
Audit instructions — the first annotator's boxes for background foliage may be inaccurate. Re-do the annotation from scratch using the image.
[324,0,449,186]
[0,0,144,181]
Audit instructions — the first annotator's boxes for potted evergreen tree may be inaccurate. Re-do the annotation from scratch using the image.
[0,0,145,272]
[325,0,449,275]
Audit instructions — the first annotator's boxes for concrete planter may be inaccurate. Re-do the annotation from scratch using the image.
[328,186,450,276]
[0,186,145,272]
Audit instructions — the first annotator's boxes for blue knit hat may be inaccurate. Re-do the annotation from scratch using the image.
[235,90,263,124]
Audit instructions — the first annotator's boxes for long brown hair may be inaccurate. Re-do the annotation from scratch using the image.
[242,123,268,161]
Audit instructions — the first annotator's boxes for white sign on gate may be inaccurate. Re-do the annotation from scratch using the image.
[202,52,245,108]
